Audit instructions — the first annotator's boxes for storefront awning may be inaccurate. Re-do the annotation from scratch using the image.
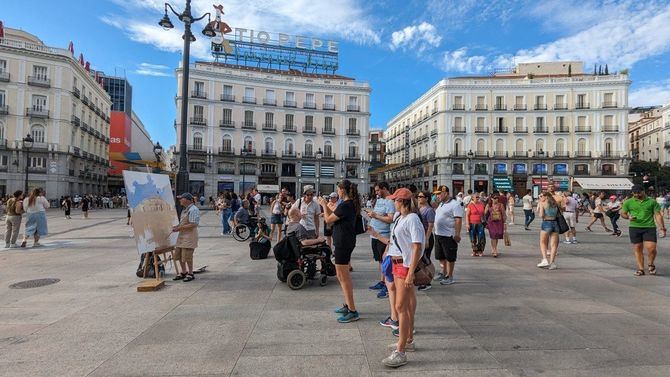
[492,177,513,191]
[574,177,633,190]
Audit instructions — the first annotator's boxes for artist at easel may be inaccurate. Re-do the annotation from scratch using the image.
[172,193,201,282]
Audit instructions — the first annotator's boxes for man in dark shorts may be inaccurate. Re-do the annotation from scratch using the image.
[621,185,666,276]
[432,185,463,285]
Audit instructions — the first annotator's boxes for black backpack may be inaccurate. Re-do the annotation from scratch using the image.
[136,252,165,278]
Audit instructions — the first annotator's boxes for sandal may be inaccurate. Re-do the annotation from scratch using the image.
[634,270,645,277]
[172,273,185,281]
[492,252,499,258]
[20,241,27,248]
[648,265,657,276]
[472,252,477,257]
[183,274,195,282]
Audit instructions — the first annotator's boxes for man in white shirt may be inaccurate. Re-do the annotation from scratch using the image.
[522,189,535,230]
[432,185,463,285]
[290,185,321,238]
[563,191,579,244]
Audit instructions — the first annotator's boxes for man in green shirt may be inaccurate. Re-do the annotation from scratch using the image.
[621,185,666,276]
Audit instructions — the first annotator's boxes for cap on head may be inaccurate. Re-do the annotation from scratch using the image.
[177,193,194,201]
[303,185,315,195]
[609,195,617,200]
[433,185,448,194]
[631,184,644,193]
[387,188,413,201]
[329,192,338,198]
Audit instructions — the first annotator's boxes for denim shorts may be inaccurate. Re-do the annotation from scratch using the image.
[541,220,560,233]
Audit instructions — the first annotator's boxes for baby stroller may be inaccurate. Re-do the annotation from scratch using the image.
[273,232,336,290]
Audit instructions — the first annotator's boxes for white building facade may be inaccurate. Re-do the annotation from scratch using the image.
[385,62,631,195]
[174,62,371,197]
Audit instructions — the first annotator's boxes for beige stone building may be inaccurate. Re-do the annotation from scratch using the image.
[629,104,670,165]
[174,62,371,197]
[385,61,631,195]
[0,27,111,198]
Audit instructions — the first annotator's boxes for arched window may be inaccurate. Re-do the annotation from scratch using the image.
[192,132,203,150]
[0,122,4,140]
[222,134,232,152]
[243,136,253,152]
[495,138,504,152]
[454,138,462,155]
[348,142,358,158]
[324,141,333,157]
[31,124,45,143]
[305,140,313,156]
[577,138,587,152]
[264,137,274,153]
[556,139,565,152]
[285,138,294,154]
[515,138,525,154]
[477,138,485,153]
[535,139,544,153]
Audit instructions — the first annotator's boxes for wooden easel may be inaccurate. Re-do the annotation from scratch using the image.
[137,246,174,292]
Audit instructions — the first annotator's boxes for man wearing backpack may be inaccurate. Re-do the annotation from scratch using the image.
[4,191,24,248]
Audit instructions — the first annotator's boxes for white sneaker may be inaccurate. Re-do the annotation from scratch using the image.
[388,341,416,352]
[440,276,454,285]
[4,244,9,248]
[537,259,550,268]
[548,263,558,270]
[563,240,572,245]
[382,350,408,368]
[571,239,578,244]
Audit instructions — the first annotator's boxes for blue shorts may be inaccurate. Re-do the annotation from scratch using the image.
[270,214,283,224]
[541,220,560,233]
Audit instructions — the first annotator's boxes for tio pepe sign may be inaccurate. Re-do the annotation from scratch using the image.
[231,28,338,53]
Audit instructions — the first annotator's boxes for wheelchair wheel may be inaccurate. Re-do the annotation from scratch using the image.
[233,224,250,242]
[287,269,306,290]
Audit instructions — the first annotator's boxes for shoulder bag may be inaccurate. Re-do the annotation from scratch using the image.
[556,208,570,234]
[391,215,434,286]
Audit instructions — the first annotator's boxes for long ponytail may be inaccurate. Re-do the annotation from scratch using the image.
[337,179,361,215]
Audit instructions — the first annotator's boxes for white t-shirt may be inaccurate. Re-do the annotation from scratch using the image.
[522,195,533,210]
[291,198,322,231]
[388,213,425,267]
[594,198,603,214]
[463,195,472,206]
[434,199,464,237]
[23,196,50,213]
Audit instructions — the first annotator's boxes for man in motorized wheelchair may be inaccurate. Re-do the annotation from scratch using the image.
[233,199,258,237]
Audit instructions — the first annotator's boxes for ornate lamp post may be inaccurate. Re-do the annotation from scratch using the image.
[241,149,248,195]
[467,149,474,193]
[22,134,34,194]
[158,0,215,215]
[315,148,323,195]
[538,148,545,191]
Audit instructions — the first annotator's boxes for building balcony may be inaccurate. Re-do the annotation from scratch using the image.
[322,153,336,160]
[534,127,548,133]
[494,104,507,111]
[282,150,296,158]
[323,103,336,111]
[284,100,297,107]
[242,96,257,104]
[493,151,508,158]
[514,104,527,111]
[430,129,438,137]
[219,120,235,128]
[322,128,335,135]
[81,122,90,132]
[475,104,487,111]
[72,87,80,98]
[603,126,619,132]
[554,151,570,157]
[218,167,236,174]
[242,122,257,130]
[575,126,592,132]
[452,104,465,111]
[0,105,8,115]
[347,104,360,112]
[475,151,489,157]
[27,76,50,88]
[190,166,206,173]
[82,96,89,106]
[0,70,9,82]
[534,104,548,110]
[220,94,235,102]
[304,101,317,109]
[602,101,618,108]
[218,147,235,155]
[345,153,360,160]
[28,166,47,173]
[346,129,360,136]
[475,127,488,134]
[71,115,80,127]
[302,151,314,159]
[240,148,256,156]
[262,149,276,157]
[283,125,297,132]
[262,123,276,131]
[554,127,570,133]
[453,127,467,133]
[601,151,621,158]
[513,151,528,157]
[187,145,206,154]
[493,126,508,133]
[574,151,591,158]
[575,103,590,109]
[303,127,316,134]
[514,127,528,133]
[263,98,277,106]
[554,104,568,110]
[26,107,49,118]
[190,117,206,125]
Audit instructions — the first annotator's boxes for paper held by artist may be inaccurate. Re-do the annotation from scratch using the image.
[123,171,178,254]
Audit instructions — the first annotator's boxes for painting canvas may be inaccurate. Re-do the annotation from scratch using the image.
[123,171,178,254]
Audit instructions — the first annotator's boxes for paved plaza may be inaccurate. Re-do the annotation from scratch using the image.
[1,208,670,377]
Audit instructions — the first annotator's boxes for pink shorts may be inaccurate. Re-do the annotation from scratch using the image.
[392,262,409,279]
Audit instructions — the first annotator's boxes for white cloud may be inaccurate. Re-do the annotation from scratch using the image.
[630,80,670,107]
[440,48,487,74]
[135,62,171,77]
[390,22,441,52]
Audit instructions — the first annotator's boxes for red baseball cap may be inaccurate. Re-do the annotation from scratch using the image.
[387,188,413,200]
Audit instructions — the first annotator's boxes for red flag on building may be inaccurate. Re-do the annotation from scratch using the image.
[0,21,5,38]
[68,41,74,54]
[85,61,90,72]
[79,53,84,66]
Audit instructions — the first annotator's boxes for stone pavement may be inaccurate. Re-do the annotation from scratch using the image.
[1,207,670,377]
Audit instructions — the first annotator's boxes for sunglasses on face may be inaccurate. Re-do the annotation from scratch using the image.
[417,195,426,198]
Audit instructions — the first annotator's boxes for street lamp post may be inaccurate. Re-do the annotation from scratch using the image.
[22,134,34,194]
[158,0,215,215]
[153,141,163,167]
[467,150,474,193]
[538,148,545,192]
[241,149,247,196]
[316,148,323,195]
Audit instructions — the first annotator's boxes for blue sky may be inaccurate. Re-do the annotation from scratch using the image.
[3,0,670,147]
